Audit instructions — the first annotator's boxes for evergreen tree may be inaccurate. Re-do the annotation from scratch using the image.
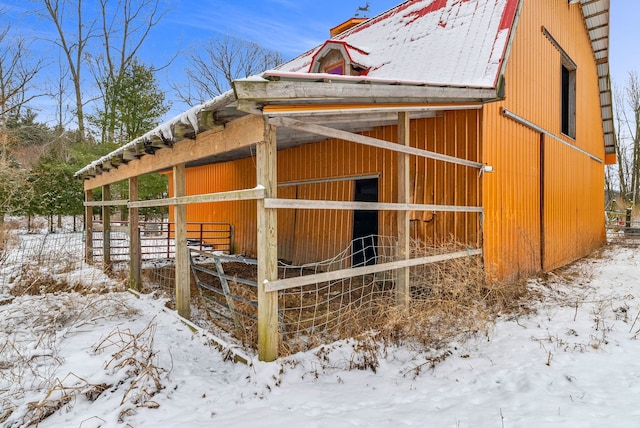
[91,59,169,145]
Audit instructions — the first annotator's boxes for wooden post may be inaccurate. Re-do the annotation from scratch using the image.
[397,112,411,307]
[129,176,141,290]
[174,163,190,319]
[257,119,279,361]
[102,185,112,271]
[84,189,94,264]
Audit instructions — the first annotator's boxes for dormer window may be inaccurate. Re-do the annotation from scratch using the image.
[309,40,369,77]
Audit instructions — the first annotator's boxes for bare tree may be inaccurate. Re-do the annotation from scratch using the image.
[0,26,46,222]
[0,26,45,164]
[627,72,640,204]
[39,0,95,142]
[611,71,640,206]
[91,0,166,143]
[175,35,284,106]
[612,86,629,200]
[38,0,166,143]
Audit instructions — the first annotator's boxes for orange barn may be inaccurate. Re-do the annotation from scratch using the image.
[77,0,613,360]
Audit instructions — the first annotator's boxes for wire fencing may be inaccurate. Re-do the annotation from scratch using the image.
[2,218,495,358]
[180,235,486,355]
[0,227,123,298]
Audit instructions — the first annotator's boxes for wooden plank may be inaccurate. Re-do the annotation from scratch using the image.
[269,116,483,169]
[265,249,483,292]
[84,200,129,207]
[397,112,411,307]
[83,114,265,190]
[102,185,112,271]
[84,190,94,264]
[129,177,141,291]
[234,79,498,104]
[264,198,483,213]
[174,163,191,320]
[256,119,279,362]
[263,103,476,116]
[269,111,438,124]
[127,187,265,209]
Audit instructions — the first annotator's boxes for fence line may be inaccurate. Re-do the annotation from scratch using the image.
[90,220,234,263]
[181,235,483,354]
[606,210,640,242]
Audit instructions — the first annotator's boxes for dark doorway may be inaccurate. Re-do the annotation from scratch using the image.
[352,178,378,266]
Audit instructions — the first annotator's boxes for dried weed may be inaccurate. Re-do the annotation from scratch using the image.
[93,319,167,408]
[21,373,112,427]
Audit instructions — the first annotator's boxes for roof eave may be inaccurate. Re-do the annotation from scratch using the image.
[75,90,239,180]
[233,77,502,113]
[580,0,614,158]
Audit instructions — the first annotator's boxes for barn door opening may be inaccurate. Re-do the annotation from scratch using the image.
[352,178,378,266]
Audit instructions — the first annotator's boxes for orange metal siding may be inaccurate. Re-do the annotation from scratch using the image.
[169,111,481,265]
[168,158,258,253]
[482,0,606,279]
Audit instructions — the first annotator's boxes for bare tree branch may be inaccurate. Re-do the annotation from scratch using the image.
[0,27,46,165]
[174,35,284,106]
[38,0,97,142]
[91,0,168,143]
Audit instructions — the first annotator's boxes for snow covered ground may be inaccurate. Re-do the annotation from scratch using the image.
[2,238,640,427]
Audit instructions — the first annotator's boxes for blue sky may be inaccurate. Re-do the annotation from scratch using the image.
[0,0,637,124]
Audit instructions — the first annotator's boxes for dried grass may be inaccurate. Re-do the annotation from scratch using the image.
[0,294,140,426]
[0,221,19,265]
[171,238,533,360]
[9,263,125,297]
[21,373,111,427]
[92,320,167,409]
[371,241,531,351]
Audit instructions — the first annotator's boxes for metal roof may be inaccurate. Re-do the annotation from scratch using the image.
[580,0,614,155]
[275,0,520,89]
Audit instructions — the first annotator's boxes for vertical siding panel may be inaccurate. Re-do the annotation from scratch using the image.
[482,0,605,279]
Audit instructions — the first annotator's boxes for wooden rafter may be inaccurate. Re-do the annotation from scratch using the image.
[268,116,483,169]
[82,114,265,190]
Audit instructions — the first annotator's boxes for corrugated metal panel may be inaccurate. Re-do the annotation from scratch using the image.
[482,0,606,279]
[169,111,481,265]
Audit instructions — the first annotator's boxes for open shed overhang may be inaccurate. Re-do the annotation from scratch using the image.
[75,76,500,190]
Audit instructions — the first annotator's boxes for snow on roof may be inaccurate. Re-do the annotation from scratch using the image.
[275,0,519,88]
[74,90,236,178]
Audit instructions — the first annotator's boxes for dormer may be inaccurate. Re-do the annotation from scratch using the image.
[308,40,370,76]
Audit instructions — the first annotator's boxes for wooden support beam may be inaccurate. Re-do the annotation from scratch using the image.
[102,185,112,271]
[174,163,190,320]
[234,79,499,104]
[127,187,265,209]
[265,249,483,292]
[84,200,129,207]
[268,116,483,169]
[264,198,483,213]
[396,112,410,307]
[84,190,94,264]
[129,177,141,291]
[257,119,279,362]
